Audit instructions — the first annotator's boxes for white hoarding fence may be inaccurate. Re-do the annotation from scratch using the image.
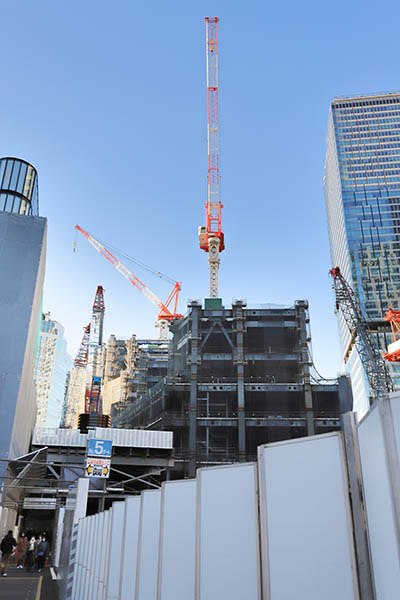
[70,394,400,600]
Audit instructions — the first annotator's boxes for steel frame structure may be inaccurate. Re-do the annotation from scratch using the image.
[330,266,393,398]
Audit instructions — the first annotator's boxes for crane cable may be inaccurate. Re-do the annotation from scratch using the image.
[74,228,177,286]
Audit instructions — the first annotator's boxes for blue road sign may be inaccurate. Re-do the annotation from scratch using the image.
[87,438,113,458]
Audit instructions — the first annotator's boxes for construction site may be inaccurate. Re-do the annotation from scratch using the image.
[3,15,400,600]
[53,17,351,482]
[112,299,352,476]
[58,17,397,481]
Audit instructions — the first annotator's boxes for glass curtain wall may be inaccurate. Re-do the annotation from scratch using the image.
[325,92,400,416]
[0,157,39,216]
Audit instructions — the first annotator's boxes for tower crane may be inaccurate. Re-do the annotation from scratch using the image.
[75,225,183,340]
[329,266,393,399]
[198,16,225,298]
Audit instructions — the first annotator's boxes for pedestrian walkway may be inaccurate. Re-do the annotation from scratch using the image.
[0,566,59,599]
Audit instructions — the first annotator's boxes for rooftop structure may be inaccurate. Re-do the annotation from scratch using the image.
[0,157,39,216]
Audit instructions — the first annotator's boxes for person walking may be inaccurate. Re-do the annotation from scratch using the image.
[24,536,36,572]
[15,533,27,568]
[1,530,17,576]
[36,536,50,572]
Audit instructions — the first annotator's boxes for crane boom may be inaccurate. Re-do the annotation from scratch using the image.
[330,266,393,399]
[75,225,183,339]
[199,16,225,298]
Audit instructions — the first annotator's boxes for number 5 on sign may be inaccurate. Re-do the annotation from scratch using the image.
[87,438,112,458]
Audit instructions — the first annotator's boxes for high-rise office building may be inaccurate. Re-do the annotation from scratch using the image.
[34,313,72,428]
[0,157,46,499]
[325,92,400,416]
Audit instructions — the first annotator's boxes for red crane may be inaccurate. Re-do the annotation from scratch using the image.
[198,16,225,298]
[383,308,400,362]
[75,225,183,339]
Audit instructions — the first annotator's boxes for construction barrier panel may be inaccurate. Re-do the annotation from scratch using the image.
[106,501,125,600]
[358,396,400,599]
[120,497,141,600]
[196,463,260,600]
[136,489,161,600]
[69,395,400,600]
[258,433,359,600]
[158,480,196,600]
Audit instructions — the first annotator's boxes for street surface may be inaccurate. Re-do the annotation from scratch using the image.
[0,567,59,599]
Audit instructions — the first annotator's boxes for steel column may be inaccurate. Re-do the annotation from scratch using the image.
[189,303,200,477]
[233,301,246,458]
[341,412,376,600]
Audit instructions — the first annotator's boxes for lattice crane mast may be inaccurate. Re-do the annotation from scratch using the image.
[75,225,183,340]
[329,266,393,398]
[198,16,225,298]
[85,285,105,414]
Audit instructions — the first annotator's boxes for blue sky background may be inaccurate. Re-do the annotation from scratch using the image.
[2,0,399,377]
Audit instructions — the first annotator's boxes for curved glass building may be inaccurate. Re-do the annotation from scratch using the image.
[0,157,39,216]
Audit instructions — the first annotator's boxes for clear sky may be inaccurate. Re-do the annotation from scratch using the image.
[2,0,399,377]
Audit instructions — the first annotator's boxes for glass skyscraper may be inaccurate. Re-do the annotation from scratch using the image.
[325,92,400,417]
[34,313,72,428]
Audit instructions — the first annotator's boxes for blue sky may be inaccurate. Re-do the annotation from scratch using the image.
[2,0,399,377]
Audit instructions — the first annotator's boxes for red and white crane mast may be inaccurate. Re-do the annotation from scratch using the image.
[199,16,225,298]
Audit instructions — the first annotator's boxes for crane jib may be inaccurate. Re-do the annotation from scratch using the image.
[75,225,183,334]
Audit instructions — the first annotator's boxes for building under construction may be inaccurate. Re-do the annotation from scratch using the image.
[113,299,352,476]
[102,335,169,419]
